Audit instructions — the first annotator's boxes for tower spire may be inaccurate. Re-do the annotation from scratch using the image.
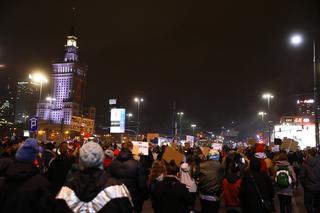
[70,6,76,36]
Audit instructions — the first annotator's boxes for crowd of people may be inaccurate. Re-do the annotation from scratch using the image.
[0,136,320,213]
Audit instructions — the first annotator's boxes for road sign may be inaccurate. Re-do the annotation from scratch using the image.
[29,117,38,132]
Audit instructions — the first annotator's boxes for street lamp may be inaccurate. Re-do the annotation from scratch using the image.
[262,93,274,145]
[262,93,274,111]
[258,111,267,120]
[134,97,144,136]
[29,72,48,102]
[127,113,133,126]
[289,33,319,147]
[191,124,196,136]
[177,112,184,135]
[22,114,29,123]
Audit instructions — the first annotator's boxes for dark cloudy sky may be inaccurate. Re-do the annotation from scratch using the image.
[0,0,319,136]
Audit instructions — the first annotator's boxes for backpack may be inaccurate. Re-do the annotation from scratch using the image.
[275,166,292,188]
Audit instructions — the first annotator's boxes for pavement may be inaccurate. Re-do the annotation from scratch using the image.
[142,186,307,213]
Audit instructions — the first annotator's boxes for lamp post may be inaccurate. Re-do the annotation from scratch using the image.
[22,114,29,123]
[134,97,144,136]
[177,112,184,135]
[289,34,319,147]
[191,124,196,137]
[262,93,274,145]
[258,111,267,120]
[127,113,133,127]
[29,72,48,102]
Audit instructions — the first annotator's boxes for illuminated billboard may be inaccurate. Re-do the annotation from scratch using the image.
[274,124,316,149]
[110,108,126,133]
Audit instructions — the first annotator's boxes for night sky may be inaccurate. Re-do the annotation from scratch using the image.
[0,0,320,136]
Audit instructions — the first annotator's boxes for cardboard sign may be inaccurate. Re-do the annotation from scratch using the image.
[271,145,280,153]
[281,138,299,152]
[162,146,184,165]
[248,138,256,146]
[147,133,160,142]
[132,141,149,156]
[200,147,210,157]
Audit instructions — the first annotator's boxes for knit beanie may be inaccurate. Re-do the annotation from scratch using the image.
[15,138,38,162]
[104,149,114,159]
[80,142,104,169]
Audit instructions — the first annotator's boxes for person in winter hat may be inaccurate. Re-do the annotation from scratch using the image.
[0,138,56,213]
[180,162,197,212]
[254,143,268,174]
[103,149,114,171]
[56,142,133,213]
[15,138,38,162]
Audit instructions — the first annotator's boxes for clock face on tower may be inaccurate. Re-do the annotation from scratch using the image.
[67,39,77,47]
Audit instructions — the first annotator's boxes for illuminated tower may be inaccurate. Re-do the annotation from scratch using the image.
[37,27,87,124]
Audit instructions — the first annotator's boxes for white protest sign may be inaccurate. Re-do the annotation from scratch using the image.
[211,143,222,151]
[132,141,149,156]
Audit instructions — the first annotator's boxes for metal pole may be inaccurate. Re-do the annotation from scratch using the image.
[137,101,140,137]
[179,115,182,135]
[267,97,271,146]
[313,40,319,147]
[39,81,43,102]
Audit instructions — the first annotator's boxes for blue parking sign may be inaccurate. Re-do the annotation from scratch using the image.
[29,117,38,132]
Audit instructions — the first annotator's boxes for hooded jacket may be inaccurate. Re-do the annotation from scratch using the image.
[300,155,320,192]
[109,149,148,212]
[222,173,242,207]
[274,160,296,196]
[0,161,56,213]
[56,168,133,213]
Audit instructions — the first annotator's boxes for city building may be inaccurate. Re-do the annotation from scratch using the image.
[0,77,15,126]
[14,81,39,123]
[274,116,315,149]
[36,27,90,125]
[297,98,314,116]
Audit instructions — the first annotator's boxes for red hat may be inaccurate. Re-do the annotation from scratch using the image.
[255,143,265,153]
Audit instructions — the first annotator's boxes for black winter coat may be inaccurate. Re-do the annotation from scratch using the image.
[46,154,75,196]
[56,168,133,213]
[153,176,193,213]
[239,171,275,213]
[300,156,320,192]
[0,161,56,213]
[109,149,148,212]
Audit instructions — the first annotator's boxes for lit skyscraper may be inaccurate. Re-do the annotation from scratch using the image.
[37,27,87,124]
[14,81,39,123]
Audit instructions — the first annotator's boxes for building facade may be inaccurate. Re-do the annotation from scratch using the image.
[14,81,39,123]
[37,30,88,125]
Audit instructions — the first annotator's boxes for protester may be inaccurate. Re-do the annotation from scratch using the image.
[239,157,275,213]
[46,142,77,195]
[109,142,148,213]
[153,160,193,213]
[42,142,56,172]
[0,138,56,213]
[148,160,167,212]
[222,162,242,213]
[56,142,133,213]
[300,148,320,213]
[103,149,114,171]
[195,149,225,213]
[273,152,296,213]
[180,162,197,211]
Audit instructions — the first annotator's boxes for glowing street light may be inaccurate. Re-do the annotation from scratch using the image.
[191,124,196,136]
[22,114,29,123]
[289,33,319,147]
[134,97,144,135]
[177,112,184,135]
[290,34,303,46]
[262,93,274,111]
[258,111,267,120]
[29,72,48,102]
[127,113,133,126]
